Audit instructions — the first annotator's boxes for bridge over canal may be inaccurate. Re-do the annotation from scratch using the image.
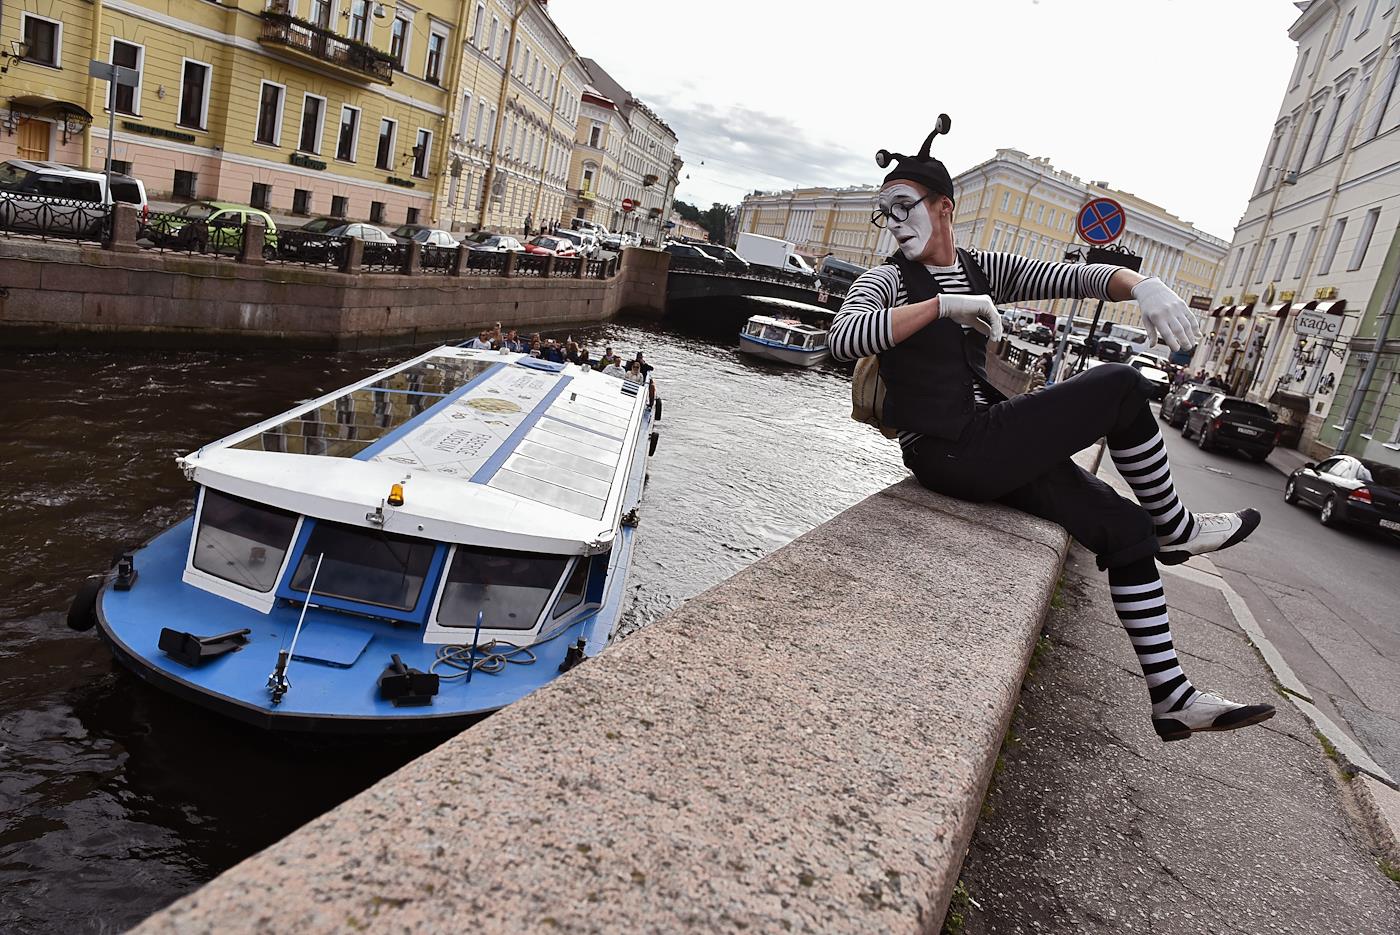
[663,255,848,317]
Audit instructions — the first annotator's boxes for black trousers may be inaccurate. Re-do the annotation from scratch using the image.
[904,364,1160,570]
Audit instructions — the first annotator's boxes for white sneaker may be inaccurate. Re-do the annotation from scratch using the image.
[1152,691,1275,742]
[1157,509,1260,566]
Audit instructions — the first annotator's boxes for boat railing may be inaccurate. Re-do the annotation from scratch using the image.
[0,192,112,246]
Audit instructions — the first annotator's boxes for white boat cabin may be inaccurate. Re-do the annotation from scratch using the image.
[741,315,829,350]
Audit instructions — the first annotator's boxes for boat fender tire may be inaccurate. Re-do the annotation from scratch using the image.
[648,431,659,456]
[67,579,101,632]
[653,398,662,422]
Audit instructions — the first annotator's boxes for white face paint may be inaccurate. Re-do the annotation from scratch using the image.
[879,183,933,261]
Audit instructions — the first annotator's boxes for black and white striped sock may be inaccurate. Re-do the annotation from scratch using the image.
[1109,559,1197,715]
[1109,430,1197,547]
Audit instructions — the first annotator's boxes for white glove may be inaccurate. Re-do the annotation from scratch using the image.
[1131,277,1198,352]
[938,293,1003,342]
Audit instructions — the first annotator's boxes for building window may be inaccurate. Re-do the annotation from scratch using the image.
[349,0,370,42]
[1364,56,1400,140]
[390,15,410,69]
[472,3,484,44]
[21,14,60,67]
[412,129,431,178]
[460,92,473,138]
[377,118,397,170]
[177,60,211,130]
[1275,231,1296,280]
[1334,10,1355,56]
[173,170,197,200]
[474,102,486,143]
[406,206,420,224]
[331,195,348,218]
[111,40,142,115]
[589,124,602,148]
[110,160,132,175]
[1294,108,1322,171]
[1359,0,1380,35]
[500,27,509,62]
[1318,216,1347,275]
[1315,93,1346,166]
[1348,207,1382,271]
[337,105,360,162]
[256,81,284,146]
[310,0,333,28]
[299,94,325,154]
[293,188,311,215]
[426,31,445,84]
[1255,239,1276,283]
[370,201,385,223]
[251,182,271,210]
[488,16,498,56]
[1295,226,1319,278]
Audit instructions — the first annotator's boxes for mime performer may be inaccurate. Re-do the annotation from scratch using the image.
[831,117,1274,741]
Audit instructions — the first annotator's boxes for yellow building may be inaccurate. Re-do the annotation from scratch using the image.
[1,0,460,225]
[736,150,1227,325]
[567,83,626,225]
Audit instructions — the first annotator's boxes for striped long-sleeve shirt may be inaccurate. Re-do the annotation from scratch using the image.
[830,249,1121,449]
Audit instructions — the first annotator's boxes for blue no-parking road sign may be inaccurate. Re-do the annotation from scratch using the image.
[1076,197,1126,245]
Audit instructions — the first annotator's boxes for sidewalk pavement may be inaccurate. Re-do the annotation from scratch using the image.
[953,542,1400,934]
[1264,445,1310,478]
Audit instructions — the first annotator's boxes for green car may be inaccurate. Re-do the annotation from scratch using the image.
[146,201,279,257]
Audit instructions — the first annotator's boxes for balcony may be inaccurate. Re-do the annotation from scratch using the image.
[259,11,395,84]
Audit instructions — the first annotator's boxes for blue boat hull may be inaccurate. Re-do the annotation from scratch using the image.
[737,333,828,367]
[93,409,654,735]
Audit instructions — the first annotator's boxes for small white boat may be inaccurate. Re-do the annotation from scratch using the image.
[738,315,829,367]
[71,345,661,733]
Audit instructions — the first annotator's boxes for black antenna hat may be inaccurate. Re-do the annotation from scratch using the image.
[876,114,955,203]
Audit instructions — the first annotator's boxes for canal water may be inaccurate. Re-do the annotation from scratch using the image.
[0,309,906,933]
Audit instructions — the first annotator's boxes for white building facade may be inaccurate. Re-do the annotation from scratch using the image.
[1206,0,1400,456]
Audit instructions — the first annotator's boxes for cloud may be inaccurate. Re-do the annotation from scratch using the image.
[651,92,874,202]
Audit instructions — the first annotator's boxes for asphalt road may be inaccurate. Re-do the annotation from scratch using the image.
[1155,405,1400,778]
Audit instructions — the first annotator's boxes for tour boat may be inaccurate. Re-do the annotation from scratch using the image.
[737,315,829,367]
[71,346,661,733]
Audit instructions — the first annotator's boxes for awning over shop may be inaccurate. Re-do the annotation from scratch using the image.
[1235,302,1256,317]
[1269,302,1291,318]
[1301,298,1347,315]
[7,95,93,124]
[1210,305,1228,317]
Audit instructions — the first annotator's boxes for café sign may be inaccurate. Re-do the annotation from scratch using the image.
[1294,309,1343,340]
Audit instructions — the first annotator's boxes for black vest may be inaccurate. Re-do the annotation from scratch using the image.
[878,248,1004,440]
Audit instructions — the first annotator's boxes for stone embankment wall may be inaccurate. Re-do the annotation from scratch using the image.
[134,446,1101,934]
[0,237,669,350]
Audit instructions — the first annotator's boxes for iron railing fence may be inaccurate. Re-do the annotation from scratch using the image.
[0,193,111,245]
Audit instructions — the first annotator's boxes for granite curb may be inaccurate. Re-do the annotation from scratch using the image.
[132,450,1103,933]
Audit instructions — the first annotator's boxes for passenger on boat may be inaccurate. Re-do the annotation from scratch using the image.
[465,329,493,349]
[830,118,1273,743]
[631,352,653,381]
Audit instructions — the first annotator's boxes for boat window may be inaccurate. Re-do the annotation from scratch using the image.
[436,545,569,631]
[552,557,590,619]
[192,488,300,592]
[230,354,496,458]
[761,324,788,342]
[743,321,763,337]
[289,522,436,611]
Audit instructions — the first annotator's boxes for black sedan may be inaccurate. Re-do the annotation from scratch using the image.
[1182,394,1279,461]
[1023,323,1054,345]
[1160,384,1216,428]
[1285,455,1400,536]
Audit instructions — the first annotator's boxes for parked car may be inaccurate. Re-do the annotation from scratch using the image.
[597,233,625,252]
[1181,394,1279,461]
[463,231,523,252]
[146,201,279,257]
[1023,323,1054,345]
[1160,384,1216,428]
[662,241,724,270]
[552,229,597,257]
[328,222,397,263]
[694,242,751,273]
[1284,455,1400,535]
[523,234,577,256]
[1130,352,1170,371]
[1135,363,1172,400]
[0,159,148,238]
[387,223,458,248]
[1096,336,1132,363]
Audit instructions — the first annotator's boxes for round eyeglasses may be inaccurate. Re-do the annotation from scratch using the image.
[870,194,929,229]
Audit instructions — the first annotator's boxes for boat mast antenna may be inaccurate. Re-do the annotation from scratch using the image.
[268,552,324,706]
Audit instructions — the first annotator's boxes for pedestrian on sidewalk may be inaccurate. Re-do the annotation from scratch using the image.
[831,116,1273,742]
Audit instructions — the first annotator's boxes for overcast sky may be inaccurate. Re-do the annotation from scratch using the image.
[547,0,1304,240]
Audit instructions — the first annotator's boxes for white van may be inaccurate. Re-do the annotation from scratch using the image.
[0,160,148,238]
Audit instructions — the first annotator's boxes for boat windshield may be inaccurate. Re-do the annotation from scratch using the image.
[760,324,790,343]
[289,522,437,611]
[436,545,570,631]
[192,488,300,592]
[743,321,763,337]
